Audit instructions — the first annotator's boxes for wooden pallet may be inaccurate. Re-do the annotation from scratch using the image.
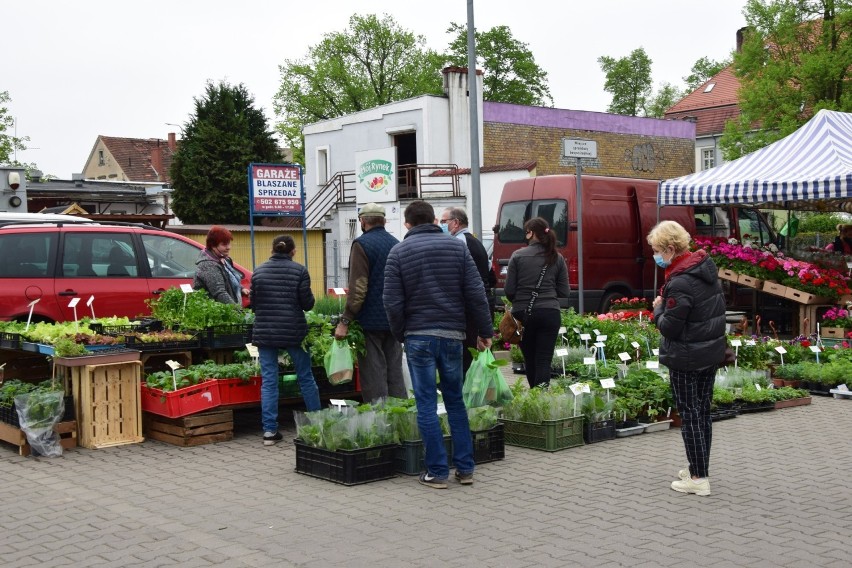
[0,420,78,456]
[143,409,233,447]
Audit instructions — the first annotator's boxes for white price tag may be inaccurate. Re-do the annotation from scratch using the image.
[581,383,591,393]
[618,352,631,362]
[329,399,348,410]
[731,339,742,347]
[558,326,567,335]
[579,333,592,341]
[573,327,581,334]
[599,378,616,389]
[87,295,95,307]
[568,383,585,396]
[592,329,601,336]
[618,333,626,339]
[746,339,756,346]
[755,384,762,391]
[245,344,259,358]
[436,402,447,415]
[333,287,347,296]
[597,335,607,341]
[631,341,640,349]
[809,346,821,353]
[180,283,194,293]
[165,360,183,370]
[594,342,606,348]
[652,348,659,356]
[67,297,80,308]
[554,348,568,357]
[646,360,660,369]
[583,357,596,365]
[775,346,787,354]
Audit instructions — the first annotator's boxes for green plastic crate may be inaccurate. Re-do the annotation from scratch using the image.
[499,416,584,452]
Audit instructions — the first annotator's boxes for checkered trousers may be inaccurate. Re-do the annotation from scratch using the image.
[669,366,716,479]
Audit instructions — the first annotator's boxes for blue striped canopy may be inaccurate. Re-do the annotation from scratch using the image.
[659,109,852,210]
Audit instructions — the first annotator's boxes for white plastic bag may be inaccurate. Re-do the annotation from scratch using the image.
[14,391,64,457]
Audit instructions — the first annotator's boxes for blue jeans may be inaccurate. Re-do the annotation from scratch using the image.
[259,346,321,433]
[404,335,474,478]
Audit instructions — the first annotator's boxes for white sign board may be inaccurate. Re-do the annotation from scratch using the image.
[562,138,598,159]
[355,147,398,203]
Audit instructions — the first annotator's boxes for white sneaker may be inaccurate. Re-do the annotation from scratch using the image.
[678,467,690,480]
[671,477,711,496]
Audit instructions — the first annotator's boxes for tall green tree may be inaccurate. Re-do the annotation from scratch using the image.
[644,82,684,118]
[274,14,444,165]
[443,23,553,106]
[0,91,29,166]
[720,0,852,160]
[170,81,280,224]
[598,48,653,116]
[683,56,732,91]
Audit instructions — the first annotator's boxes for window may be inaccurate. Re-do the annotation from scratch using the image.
[141,234,200,278]
[496,199,567,247]
[702,148,715,171]
[62,233,137,277]
[704,83,716,93]
[0,233,53,277]
[98,150,105,166]
[316,147,329,186]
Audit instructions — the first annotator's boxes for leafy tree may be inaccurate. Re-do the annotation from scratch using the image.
[683,56,732,91]
[598,48,653,116]
[0,91,30,166]
[443,23,553,106]
[720,0,852,160]
[274,14,444,165]
[170,81,280,224]
[645,82,683,118]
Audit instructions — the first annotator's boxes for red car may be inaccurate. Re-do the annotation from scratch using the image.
[0,219,251,323]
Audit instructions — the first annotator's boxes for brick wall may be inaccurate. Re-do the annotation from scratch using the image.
[484,123,695,180]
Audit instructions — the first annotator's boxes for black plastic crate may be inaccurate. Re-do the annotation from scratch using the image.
[583,419,616,444]
[0,332,21,350]
[472,423,505,464]
[294,439,396,485]
[124,333,200,352]
[90,318,162,336]
[197,324,253,349]
[0,395,75,428]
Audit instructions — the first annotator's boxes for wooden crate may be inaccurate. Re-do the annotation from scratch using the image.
[785,287,830,305]
[718,268,740,282]
[60,361,144,449]
[0,420,77,456]
[737,274,763,289]
[143,409,233,447]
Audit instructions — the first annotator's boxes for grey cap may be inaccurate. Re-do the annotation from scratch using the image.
[358,203,386,217]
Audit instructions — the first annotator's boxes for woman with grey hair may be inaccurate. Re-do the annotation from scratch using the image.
[649,220,725,496]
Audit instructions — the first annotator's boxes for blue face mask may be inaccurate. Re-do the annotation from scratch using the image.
[439,222,449,233]
[653,253,670,268]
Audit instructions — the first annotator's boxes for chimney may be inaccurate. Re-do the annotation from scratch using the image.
[151,145,163,181]
[72,173,84,188]
[168,132,177,151]
[736,26,748,53]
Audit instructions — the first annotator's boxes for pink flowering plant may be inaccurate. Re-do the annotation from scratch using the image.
[610,296,649,310]
[693,237,785,280]
[821,306,852,328]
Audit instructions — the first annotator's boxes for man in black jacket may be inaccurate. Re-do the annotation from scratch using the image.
[441,207,496,374]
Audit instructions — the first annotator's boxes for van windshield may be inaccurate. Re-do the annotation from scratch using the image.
[496,199,567,246]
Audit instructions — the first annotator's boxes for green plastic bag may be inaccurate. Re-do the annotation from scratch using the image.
[324,339,354,385]
[463,349,512,408]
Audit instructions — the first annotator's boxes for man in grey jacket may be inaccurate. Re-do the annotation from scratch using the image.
[384,200,493,488]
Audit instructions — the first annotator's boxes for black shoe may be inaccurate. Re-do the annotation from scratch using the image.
[263,431,283,446]
[418,472,448,489]
[454,470,474,485]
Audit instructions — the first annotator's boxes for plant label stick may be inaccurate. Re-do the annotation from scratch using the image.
[67,297,80,331]
[166,360,182,390]
[179,283,193,313]
[26,299,39,331]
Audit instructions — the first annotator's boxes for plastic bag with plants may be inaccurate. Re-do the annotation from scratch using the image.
[14,387,66,457]
[467,405,498,431]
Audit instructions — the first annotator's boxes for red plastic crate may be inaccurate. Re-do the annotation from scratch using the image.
[140,381,221,418]
[217,376,261,405]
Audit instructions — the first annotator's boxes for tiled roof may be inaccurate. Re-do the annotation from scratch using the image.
[99,136,176,182]
[666,66,740,114]
[666,105,741,137]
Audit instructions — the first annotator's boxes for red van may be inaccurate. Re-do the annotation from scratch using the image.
[491,175,775,313]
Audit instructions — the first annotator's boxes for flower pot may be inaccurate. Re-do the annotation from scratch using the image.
[771,378,785,388]
[782,380,802,388]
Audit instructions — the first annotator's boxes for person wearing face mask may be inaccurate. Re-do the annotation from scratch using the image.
[334,203,407,402]
[649,220,726,497]
[503,217,570,388]
[193,226,249,304]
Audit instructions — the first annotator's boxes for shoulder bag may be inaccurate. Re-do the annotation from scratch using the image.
[499,263,548,344]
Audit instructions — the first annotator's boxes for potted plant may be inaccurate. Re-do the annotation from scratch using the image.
[820,305,852,338]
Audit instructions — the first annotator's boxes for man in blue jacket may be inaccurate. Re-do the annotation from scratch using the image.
[384,200,493,488]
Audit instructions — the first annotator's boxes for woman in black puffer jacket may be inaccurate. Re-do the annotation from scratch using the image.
[649,220,725,497]
[251,235,320,446]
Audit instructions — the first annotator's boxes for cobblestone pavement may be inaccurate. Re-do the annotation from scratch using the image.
[1,385,851,567]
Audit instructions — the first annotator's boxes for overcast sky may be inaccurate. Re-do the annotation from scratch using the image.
[6,0,747,178]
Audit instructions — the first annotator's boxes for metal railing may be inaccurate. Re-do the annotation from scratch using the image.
[304,164,461,228]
